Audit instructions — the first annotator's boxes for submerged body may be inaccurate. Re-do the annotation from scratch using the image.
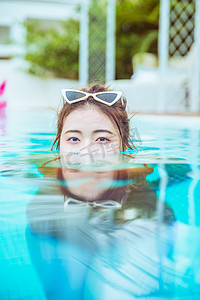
[25,153,200,300]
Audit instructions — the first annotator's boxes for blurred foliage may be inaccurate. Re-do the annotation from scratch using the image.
[24,18,79,79]
[23,0,159,80]
[116,0,159,79]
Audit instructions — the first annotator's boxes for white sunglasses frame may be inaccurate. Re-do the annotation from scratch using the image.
[62,89,123,106]
[64,197,122,209]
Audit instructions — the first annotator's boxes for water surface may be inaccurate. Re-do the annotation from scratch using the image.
[0,109,200,299]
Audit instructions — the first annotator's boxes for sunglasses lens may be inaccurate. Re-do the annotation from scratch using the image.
[65,91,86,102]
[68,200,82,205]
[96,93,119,104]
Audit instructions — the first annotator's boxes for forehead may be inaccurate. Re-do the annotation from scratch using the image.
[62,106,118,131]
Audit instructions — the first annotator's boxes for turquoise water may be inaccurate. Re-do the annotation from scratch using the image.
[0,109,200,299]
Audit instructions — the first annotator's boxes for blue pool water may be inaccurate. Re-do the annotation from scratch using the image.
[0,109,200,299]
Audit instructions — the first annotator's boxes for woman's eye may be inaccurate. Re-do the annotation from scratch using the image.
[67,137,80,142]
[96,137,110,142]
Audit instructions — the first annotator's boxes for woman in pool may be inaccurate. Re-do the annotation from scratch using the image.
[40,83,155,204]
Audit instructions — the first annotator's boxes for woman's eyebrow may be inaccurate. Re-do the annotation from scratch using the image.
[92,129,115,135]
[64,130,82,135]
[64,129,115,135]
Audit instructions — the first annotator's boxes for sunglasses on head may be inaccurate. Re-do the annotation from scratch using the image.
[62,89,123,106]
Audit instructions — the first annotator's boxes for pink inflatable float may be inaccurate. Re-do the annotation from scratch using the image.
[0,80,7,111]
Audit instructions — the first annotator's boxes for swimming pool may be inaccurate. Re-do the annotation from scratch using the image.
[0,108,200,299]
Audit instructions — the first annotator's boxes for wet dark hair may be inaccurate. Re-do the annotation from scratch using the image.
[52,84,134,152]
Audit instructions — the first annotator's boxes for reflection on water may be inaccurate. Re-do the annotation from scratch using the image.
[0,110,200,299]
[0,150,200,299]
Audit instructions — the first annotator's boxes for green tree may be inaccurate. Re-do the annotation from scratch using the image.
[24,18,79,79]
[116,0,159,79]
[23,0,160,80]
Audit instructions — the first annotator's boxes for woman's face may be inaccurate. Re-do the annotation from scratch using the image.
[60,106,122,165]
